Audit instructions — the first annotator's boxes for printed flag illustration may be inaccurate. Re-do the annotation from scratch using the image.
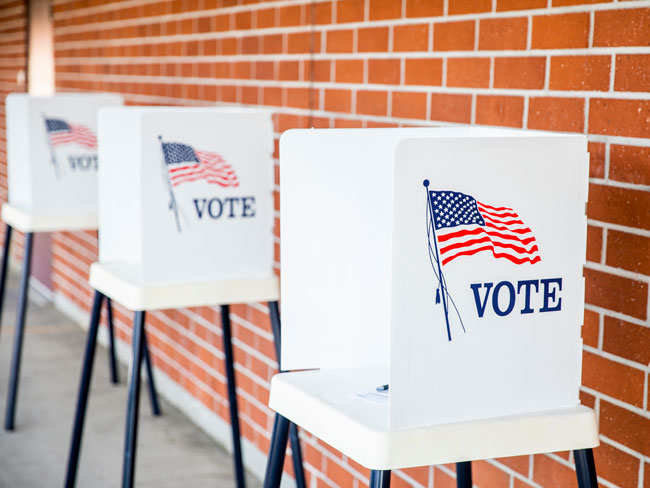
[158,137,239,233]
[45,118,97,149]
[161,142,239,188]
[423,180,541,341]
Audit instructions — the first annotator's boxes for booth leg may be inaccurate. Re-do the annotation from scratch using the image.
[141,318,161,416]
[456,462,472,488]
[122,311,146,488]
[106,298,119,384]
[64,290,105,488]
[221,304,246,488]
[574,448,598,488]
[4,231,33,431]
[0,224,13,335]
[370,470,391,488]
[268,301,307,488]
[263,413,290,488]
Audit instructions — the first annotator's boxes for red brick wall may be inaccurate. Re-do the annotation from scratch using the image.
[3,0,650,486]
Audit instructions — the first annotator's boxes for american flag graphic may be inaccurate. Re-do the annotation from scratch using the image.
[45,118,97,149]
[428,190,541,266]
[161,142,238,188]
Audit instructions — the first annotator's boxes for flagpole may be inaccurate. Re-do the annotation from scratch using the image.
[42,113,60,179]
[158,135,182,233]
[424,179,452,341]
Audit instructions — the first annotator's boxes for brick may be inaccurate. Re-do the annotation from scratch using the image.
[587,142,605,178]
[603,315,650,365]
[476,95,524,128]
[479,17,527,50]
[473,460,510,487]
[590,99,650,139]
[600,400,650,454]
[262,34,283,54]
[584,267,648,320]
[335,59,363,83]
[527,97,584,133]
[310,2,332,25]
[594,442,640,488]
[336,0,364,23]
[531,13,589,49]
[357,90,388,116]
[393,23,429,52]
[405,58,442,86]
[594,8,650,47]
[607,229,650,276]
[325,89,352,112]
[368,59,401,84]
[513,479,536,488]
[589,183,650,231]
[615,54,650,92]
[646,463,650,488]
[447,58,490,88]
[433,20,474,51]
[406,0,444,17]
[279,5,302,26]
[550,56,611,91]
[430,93,473,123]
[493,57,545,89]
[497,0,545,11]
[448,0,491,15]
[586,225,602,263]
[497,455,529,476]
[582,309,599,347]
[392,92,427,119]
[326,29,353,53]
[533,454,577,488]
[358,26,389,52]
[582,351,645,406]
[278,61,299,80]
[369,0,402,20]
[610,145,650,185]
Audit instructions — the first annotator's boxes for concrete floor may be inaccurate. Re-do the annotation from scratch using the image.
[0,271,262,488]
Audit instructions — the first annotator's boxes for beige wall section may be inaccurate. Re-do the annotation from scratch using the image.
[28,0,54,96]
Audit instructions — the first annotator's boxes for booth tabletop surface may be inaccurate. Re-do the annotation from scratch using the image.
[269,369,599,471]
[89,261,280,311]
[1,203,98,233]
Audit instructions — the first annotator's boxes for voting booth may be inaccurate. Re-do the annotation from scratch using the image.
[263,127,598,488]
[97,106,275,285]
[5,93,122,222]
[1,93,124,434]
[66,106,306,488]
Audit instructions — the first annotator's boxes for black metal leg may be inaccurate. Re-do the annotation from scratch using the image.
[268,300,307,488]
[221,304,246,488]
[456,461,472,488]
[122,311,146,488]
[574,448,598,488]
[0,224,13,335]
[141,318,161,416]
[106,298,119,384]
[64,291,105,488]
[369,470,391,488]
[262,413,291,488]
[4,232,33,431]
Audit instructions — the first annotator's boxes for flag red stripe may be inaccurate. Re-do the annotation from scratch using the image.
[476,201,513,212]
[440,235,539,257]
[437,226,537,245]
[442,245,542,265]
[476,206,519,219]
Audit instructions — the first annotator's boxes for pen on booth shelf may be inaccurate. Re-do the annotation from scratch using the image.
[376,384,389,392]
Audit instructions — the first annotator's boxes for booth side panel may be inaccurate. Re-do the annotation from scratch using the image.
[5,94,32,209]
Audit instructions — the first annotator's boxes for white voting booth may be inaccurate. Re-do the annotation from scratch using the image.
[4,93,123,229]
[267,127,598,476]
[94,107,276,304]
[68,106,287,488]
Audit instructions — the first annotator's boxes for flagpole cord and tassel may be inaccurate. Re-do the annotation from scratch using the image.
[158,135,182,233]
[424,179,460,342]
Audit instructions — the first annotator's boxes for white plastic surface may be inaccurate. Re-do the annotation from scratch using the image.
[269,369,599,470]
[98,107,275,285]
[2,202,97,233]
[89,261,279,311]
[5,93,123,215]
[280,127,589,429]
